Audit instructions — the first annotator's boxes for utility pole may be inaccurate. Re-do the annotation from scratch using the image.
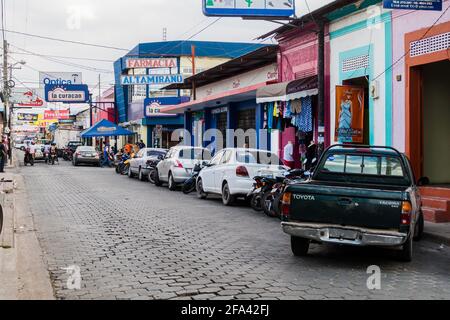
[2,40,8,134]
[191,44,196,100]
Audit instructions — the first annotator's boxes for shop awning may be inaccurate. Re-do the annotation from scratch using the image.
[81,119,134,138]
[256,75,318,104]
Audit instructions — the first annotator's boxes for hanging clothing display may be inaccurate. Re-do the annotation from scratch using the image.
[284,101,292,118]
[267,102,274,129]
[291,99,302,114]
[297,96,313,132]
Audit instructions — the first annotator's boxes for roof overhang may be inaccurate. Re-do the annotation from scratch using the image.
[256,75,318,104]
[163,45,278,90]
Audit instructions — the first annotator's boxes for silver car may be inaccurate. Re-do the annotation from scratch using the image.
[128,148,167,181]
[155,146,211,191]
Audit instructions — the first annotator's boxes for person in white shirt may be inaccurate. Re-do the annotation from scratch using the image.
[29,142,37,159]
[283,141,295,169]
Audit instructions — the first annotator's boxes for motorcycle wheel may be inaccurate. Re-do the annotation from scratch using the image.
[121,165,130,175]
[262,191,279,217]
[148,169,157,184]
[182,177,197,194]
[250,193,263,212]
[272,192,284,219]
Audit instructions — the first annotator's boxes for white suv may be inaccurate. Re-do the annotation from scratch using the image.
[196,148,288,206]
[155,146,211,191]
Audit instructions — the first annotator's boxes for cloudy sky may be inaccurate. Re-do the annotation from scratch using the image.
[5,0,332,94]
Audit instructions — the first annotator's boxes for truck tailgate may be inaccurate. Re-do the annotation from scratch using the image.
[287,183,406,230]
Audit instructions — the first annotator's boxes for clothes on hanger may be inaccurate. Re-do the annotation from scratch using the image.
[298,96,313,132]
[291,99,302,114]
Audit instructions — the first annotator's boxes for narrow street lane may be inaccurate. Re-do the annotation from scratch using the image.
[21,161,450,300]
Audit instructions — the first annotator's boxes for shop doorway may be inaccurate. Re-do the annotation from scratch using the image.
[420,60,450,185]
[215,112,227,150]
[235,108,256,148]
[343,76,370,145]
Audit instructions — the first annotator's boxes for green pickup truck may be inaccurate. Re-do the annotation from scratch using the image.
[280,145,426,262]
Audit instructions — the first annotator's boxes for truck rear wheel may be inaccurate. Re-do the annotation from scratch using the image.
[398,235,413,262]
[413,212,424,241]
[291,236,310,257]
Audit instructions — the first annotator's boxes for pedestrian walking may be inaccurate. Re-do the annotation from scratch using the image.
[101,142,111,168]
[0,139,7,173]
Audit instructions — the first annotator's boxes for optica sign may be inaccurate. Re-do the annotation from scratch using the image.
[203,0,295,17]
[39,72,83,88]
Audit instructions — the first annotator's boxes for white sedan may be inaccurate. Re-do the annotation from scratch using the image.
[196,148,288,206]
[128,148,167,181]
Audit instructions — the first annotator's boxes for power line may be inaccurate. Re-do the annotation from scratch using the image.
[9,44,113,74]
[0,28,129,51]
[133,18,223,59]
[9,51,114,63]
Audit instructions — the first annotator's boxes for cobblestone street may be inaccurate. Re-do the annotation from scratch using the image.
[21,162,450,300]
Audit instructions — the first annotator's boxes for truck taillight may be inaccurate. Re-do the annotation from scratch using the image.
[281,192,292,218]
[401,201,412,225]
[236,166,249,177]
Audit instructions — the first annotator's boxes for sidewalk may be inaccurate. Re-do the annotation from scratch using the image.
[424,222,450,247]
[0,153,54,300]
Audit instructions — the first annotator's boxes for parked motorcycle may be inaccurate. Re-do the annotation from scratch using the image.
[48,151,58,165]
[262,169,307,218]
[116,153,131,175]
[147,156,164,184]
[62,148,73,161]
[182,162,206,194]
[247,175,279,212]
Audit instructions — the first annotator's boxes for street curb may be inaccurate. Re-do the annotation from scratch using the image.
[422,232,450,247]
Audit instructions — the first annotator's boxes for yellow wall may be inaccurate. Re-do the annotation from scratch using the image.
[180,56,230,75]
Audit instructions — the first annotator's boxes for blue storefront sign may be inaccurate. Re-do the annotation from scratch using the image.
[383,0,442,11]
[121,74,184,86]
[144,97,189,117]
[203,0,295,17]
[44,84,89,104]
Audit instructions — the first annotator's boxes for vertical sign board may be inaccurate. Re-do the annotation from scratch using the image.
[335,86,365,144]
[203,0,295,17]
[383,0,442,11]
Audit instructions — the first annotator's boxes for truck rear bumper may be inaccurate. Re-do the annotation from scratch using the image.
[282,222,408,247]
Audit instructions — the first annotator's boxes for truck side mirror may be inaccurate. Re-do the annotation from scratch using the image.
[417,177,430,186]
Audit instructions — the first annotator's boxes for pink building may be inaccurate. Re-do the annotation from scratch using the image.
[259,21,330,167]
[93,86,116,125]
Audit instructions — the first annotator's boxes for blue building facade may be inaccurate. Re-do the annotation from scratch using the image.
[114,40,268,148]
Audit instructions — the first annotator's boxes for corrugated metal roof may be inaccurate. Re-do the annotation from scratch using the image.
[163,45,278,90]
[125,40,269,59]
